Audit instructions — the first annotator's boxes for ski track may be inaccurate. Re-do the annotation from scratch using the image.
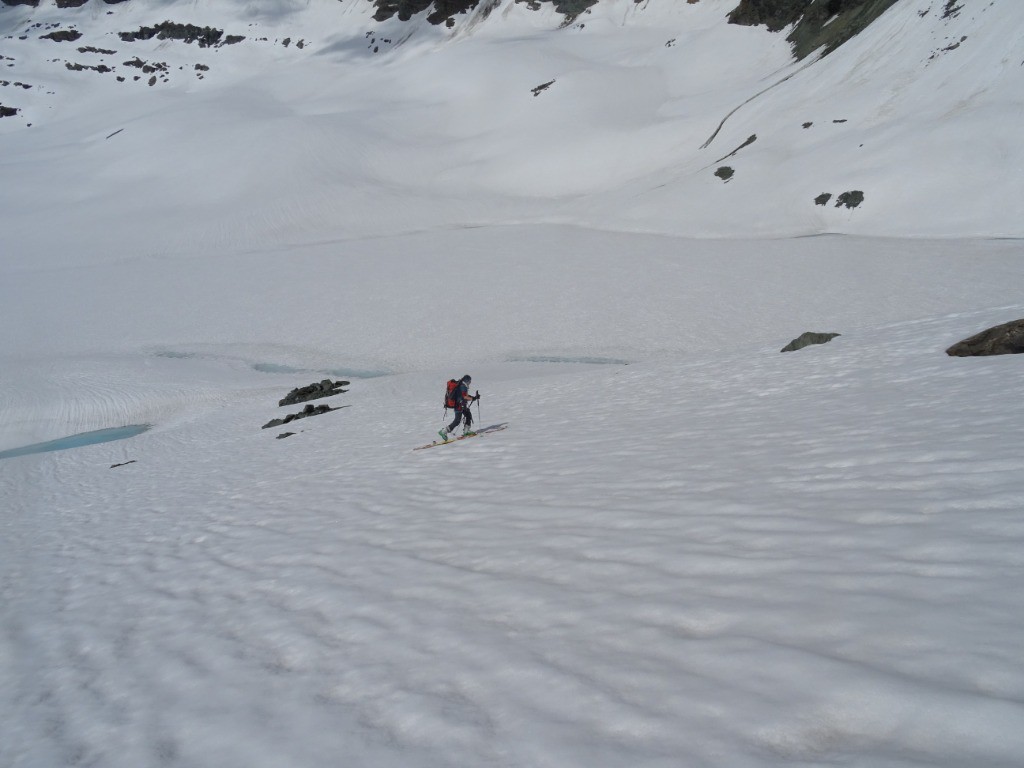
[4,309,1024,768]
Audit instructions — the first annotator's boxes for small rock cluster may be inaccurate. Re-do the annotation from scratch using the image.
[118,22,244,48]
[264,379,351,438]
[279,379,349,407]
[262,403,340,431]
[815,191,864,208]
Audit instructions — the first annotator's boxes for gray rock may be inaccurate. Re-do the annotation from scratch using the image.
[946,318,1024,357]
[781,331,840,353]
[279,379,349,407]
[262,403,344,429]
[835,190,864,209]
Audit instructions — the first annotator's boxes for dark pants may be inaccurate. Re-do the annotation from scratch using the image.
[448,406,473,432]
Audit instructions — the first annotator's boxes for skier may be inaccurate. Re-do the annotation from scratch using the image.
[440,375,480,441]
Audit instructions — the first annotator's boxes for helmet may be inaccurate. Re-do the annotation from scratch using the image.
[462,375,472,384]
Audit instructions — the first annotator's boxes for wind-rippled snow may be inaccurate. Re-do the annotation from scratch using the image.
[4,232,1024,766]
[3,0,1024,764]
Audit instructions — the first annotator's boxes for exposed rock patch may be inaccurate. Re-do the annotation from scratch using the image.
[124,57,168,74]
[41,29,82,42]
[942,1,963,20]
[65,61,113,73]
[532,79,555,96]
[728,0,901,60]
[263,403,344,430]
[279,379,350,407]
[371,0,597,26]
[781,331,841,353]
[946,319,1024,357]
[835,190,864,209]
[119,22,244,48]
[714,134,757,164]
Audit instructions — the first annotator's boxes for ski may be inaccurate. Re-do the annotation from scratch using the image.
[414,423,509,450]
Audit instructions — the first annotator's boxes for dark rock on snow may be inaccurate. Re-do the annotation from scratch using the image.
[372,0,598,26]
[279,379,349,407]
[728,0,901,60]
[263,403,342,429]
[946,319,1024,357]
[41,29,83,42]
[835,190,864,209]
[119,22,242,48]
[531,79,555,96]
[781,331,841,353]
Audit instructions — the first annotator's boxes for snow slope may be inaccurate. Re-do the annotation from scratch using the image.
[4,242,1024,766]
[3,1,1024,766]
[1,0,1022,256]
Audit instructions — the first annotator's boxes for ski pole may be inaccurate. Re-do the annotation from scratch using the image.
[475,390,481,422]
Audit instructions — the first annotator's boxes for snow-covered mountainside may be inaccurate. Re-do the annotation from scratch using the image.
[3,2,1024,767]
[1,0,1022,251]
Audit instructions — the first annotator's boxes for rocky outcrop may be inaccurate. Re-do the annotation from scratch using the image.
[372,0,597,25]
[260,378,352,431]
[41,29,82,42]
[728,0,901,59]
[835,190,864,209]
[781,331,840,352]
[119,22,244,48]
[279,379,350,407]
[946,319,1024,357]
[262,403,342,430]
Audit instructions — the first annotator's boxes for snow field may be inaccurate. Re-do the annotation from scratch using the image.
[4,0,1024,764]
[4,296,1024,767]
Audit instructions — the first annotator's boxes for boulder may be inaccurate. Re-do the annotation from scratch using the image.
[946,319,1024,357]
[781,331,840,353]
